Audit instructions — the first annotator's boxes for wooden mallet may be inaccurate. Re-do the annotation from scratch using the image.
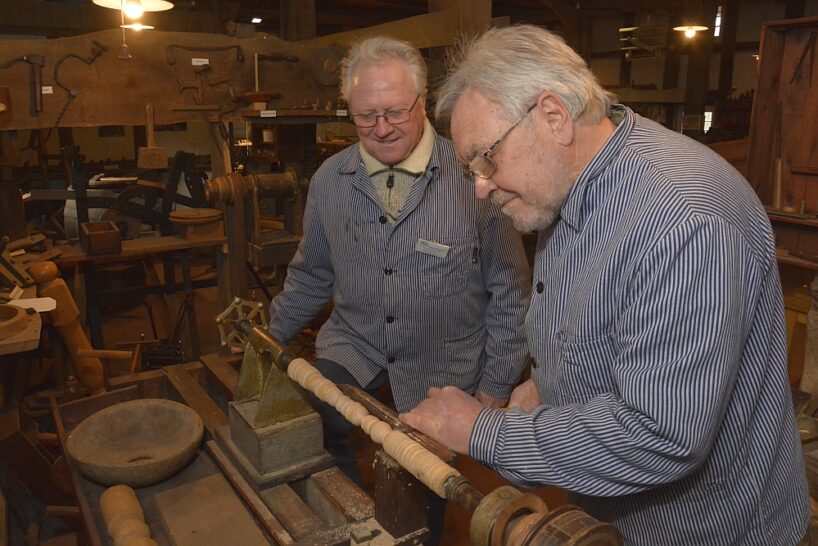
[137,103,168,169]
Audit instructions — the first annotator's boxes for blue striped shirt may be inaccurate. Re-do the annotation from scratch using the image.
[470,106,810,545]
[268,131,530,412]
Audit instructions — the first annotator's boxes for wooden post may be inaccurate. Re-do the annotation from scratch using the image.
[280,0,315,41]
[717,1,739,100]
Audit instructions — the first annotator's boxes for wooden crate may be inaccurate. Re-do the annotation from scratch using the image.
[80,221,121,256]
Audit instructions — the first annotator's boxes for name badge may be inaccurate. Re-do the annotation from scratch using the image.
[415,239,450,258]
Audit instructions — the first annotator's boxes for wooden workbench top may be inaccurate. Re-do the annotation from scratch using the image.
[54,235,226,267]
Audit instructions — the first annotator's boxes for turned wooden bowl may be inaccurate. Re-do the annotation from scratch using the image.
[66,399,204,487]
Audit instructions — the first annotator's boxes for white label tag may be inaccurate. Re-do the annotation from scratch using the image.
[336,109,348,117]
[415,239,449,259]
[260,110,277,118]
[41,86,53,94]
[191,58,209,66]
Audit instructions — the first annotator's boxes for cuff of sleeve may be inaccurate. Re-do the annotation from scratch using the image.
[469,407,507,466]
[477,378,513,402]
[267,324,292,346]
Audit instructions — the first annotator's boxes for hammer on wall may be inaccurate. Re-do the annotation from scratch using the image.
[0,55,45,115]
[138,103,169,169]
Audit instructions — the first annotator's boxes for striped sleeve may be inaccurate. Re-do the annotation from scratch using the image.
[267,177,336,344]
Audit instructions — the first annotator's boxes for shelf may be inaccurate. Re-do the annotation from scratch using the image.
[767,209,818,229]
[241,108,348,122]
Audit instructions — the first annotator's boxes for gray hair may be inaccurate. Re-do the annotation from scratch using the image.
[435,25,615,124]
[339,36,428,101]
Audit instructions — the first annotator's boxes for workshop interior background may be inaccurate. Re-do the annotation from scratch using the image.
[3,0,818,545]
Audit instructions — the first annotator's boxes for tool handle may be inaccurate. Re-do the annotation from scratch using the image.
[145,103,156,147]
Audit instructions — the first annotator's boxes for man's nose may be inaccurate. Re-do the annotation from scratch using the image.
[373,116,395,137]
[473,175,497,200]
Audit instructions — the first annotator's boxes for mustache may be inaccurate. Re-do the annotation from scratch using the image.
[490,190,515,208]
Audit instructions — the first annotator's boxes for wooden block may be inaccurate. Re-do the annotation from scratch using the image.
[214,425,333,491]
[80,221,121,256]
[311,468,374,523]
[154,473,268,546]
[259,485,326,540]
[228,399,323,475]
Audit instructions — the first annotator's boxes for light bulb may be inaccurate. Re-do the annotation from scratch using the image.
[123,0,144,19]
[684,28,696,38]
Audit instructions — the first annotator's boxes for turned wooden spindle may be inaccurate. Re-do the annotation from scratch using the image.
[287,358,460,498]
[29,261,103,391]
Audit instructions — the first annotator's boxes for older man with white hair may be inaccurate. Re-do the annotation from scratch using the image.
[402,24,810,546]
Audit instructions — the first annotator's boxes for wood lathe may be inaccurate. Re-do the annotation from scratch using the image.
[218,298,624,546]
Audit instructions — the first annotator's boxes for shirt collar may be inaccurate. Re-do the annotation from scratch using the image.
[559,104,633,231]
[359,118,436,176]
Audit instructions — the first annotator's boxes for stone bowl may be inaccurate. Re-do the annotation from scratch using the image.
[66,399,204,487]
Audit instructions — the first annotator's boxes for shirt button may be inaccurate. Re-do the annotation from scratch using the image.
[386,316,394,323]
[384,268,393,275]
[379,215,387,224]
[536,281,544,294]
[387,356,395,364]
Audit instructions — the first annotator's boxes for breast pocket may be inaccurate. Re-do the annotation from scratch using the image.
[418,237,471,298]
[555,331,618,404]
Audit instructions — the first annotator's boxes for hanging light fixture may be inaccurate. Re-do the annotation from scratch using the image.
[122,0,144,19]
[92,0,174,14]
[121,23,156,30]
[673,24,709,38]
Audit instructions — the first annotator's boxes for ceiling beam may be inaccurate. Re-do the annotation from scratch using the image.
[299,10,458,49]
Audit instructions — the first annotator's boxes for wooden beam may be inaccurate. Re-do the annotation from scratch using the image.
[429,0,491,39]
[541,0,581,47]
[298,10,458,49]
[280,0,316,41]
[717,1,739,99]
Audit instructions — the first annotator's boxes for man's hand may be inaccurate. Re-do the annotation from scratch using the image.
[400,386,484,454]
[508,378,540,411]
[475,390,508,409]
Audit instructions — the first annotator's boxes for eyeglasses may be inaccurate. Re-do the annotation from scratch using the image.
[350,95,421,128]
[465,103,536,181]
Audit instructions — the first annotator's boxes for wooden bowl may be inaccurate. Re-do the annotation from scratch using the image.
[66,399,204,487]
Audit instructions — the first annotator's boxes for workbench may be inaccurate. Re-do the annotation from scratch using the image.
[50,353,439,546]
[52,234,225,356]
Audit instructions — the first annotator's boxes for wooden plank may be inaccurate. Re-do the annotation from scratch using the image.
[206,441,295,545]
[53,235,226,267]
[299,10,458,49]
[0,29,339,130]
[310,468,374,523]
[259,485,327,540]
[163,365,228,435]
[154,473,269,546]
[199,352,240,398]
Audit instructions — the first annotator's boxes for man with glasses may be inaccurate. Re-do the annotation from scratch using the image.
[266,36,530,503]
[402,25,810,545]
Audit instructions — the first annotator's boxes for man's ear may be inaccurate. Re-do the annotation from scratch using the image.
[534,92,574,146]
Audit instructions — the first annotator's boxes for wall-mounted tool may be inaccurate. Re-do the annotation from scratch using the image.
[51,40,109,129]
[137,103,168,170]
[0,55,45,115]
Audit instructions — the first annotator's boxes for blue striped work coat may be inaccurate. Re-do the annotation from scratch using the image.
[470,106,810,545]
[268,133,530,412]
